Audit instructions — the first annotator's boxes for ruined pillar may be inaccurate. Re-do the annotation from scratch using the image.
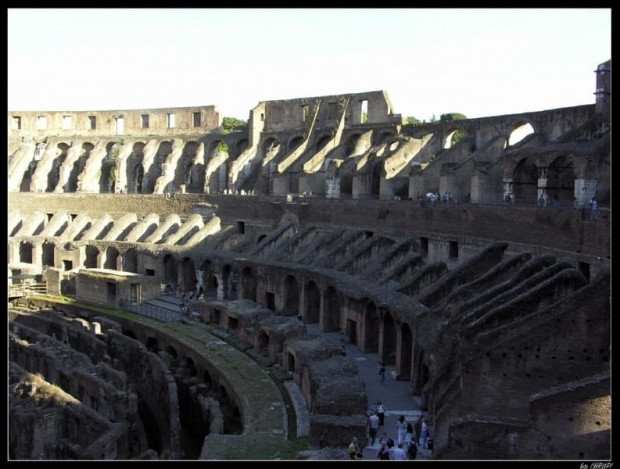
[502,177,514,204]
[272,172,290,196]
[325,176,340,198]
[379,175,395,200]
[54,144,81,193]
[195,269,204,294]
[471,162,491,204]
[409,165,425,200]
[32,242,43,267]
[8,242,20,265]
[537,166,549,205]
[439,163,457,199]
[216,274,225,301]
[114,141,134,193]
[574,179,599,208]
[298,173,312,195]
[352,174,370,199]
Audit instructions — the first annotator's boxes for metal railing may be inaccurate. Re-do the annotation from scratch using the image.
[119,299,182,322]
[8,282,47,298]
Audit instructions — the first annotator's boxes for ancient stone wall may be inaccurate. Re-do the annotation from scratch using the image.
[8,106,221,141]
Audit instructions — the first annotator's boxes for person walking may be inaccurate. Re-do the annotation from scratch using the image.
[420,418,429,449]
[368,413,380,446]
[414,416,423,446]
[396,415,407,446]
[404,421,414,450]
[379,364,386,384]
[376,401,386,427]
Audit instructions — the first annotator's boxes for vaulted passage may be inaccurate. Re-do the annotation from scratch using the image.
[322,286,340,332]
[104,247,120,270]
[304,280,320,323]
[84,245,99,268]
[241,267,257,302]
[283,275,299,316]
[363,301,379,353]
[381,311,396,366]
[399,323,413,380]
[122,248,138,273]
[512,158,538,202]
[180,257,197,293]
[163,254,177,284]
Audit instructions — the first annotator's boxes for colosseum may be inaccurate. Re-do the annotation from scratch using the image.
[8,59,610,461]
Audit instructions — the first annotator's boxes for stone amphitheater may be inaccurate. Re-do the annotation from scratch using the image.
[7,60,610,460]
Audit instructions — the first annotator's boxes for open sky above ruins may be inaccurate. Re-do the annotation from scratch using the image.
[8,8,611,122]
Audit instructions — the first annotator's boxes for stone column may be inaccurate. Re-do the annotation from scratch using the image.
[502,177,514,204]
[439,163,457,199]
[537,166,549,205]
[325,176,340,198]
[216,274,225,301]
[352,174,369,199]
[470,162,491,203]
[8,242,20,265]
[272,171,290,196]
[32,242,43,267]
[409,166,425,200]
[574,179,599,208]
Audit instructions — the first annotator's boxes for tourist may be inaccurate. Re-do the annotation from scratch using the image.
[420,418,429,449]
[407,440,418,460]
[368,413,380,446]
[391,443,407,460]
[404,421,414,450]
[378,431,390,446]
[590,196,599,220]
[348,437,363,460]
[376,401,386,426]
[396,415,407,446]
[379,364,386,384]
[376,441,391,460]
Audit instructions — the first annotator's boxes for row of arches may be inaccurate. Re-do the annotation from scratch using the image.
[160,256,428,387]
[16,137,249,194]
[15,242,139,272]
[13,238,434,389]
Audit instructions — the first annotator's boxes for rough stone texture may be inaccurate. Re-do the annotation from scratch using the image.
[75,269,161,307]
[256,315,307,364]
[296,447,349,460]
[308,413,368,448]
[302,355,366,416]
[9,362,129,460]
[7,63,611,460]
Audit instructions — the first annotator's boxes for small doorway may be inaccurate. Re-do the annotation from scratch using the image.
[347,319,358,345]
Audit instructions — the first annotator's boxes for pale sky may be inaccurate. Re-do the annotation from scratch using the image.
[7,8,611,122]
